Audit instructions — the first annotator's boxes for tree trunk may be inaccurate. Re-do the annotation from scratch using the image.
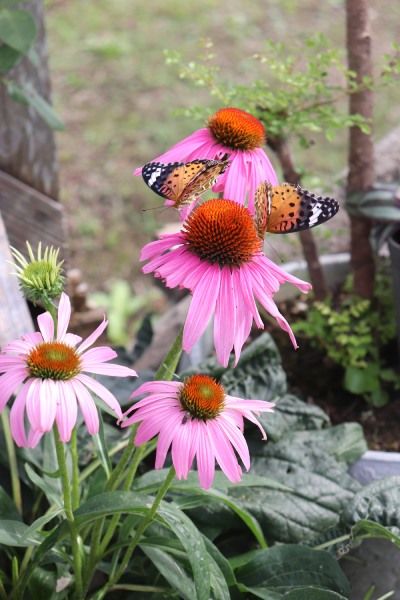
[0,0,59,198]
[268,136,329,300]
[346,0,375,298]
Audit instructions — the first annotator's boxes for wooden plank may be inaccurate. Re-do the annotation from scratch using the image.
[0,212,34,346]
[0,170,67,259]
[0,0,59,199]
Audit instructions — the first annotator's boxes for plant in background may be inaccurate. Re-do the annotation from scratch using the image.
[0,4,63,129]
[293,267,400,406]
[90,279,162,347]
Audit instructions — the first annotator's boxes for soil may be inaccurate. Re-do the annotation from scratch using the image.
[272,324,400,452]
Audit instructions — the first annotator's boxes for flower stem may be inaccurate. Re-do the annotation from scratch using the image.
[154,328,183,380]
[70,428,80,511]
[1,408,22,514]
[53,428,83,599]
[92,466,176,600]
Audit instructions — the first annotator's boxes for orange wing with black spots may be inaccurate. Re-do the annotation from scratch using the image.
[142,155,230,208]
[254,182,339,237]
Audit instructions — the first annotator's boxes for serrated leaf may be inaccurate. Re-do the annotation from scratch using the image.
[0,8,36,53]
[235,545,350,597]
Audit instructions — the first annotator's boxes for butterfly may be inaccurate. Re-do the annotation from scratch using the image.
[254,181,339,238]
[141,154,230,209]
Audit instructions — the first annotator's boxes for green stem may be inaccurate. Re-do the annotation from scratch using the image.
[70,428,80,511]
[313,534,351,550]
[93,467,176,600]
[1,409,22,514]
[0,576,7,600]
[154,329,183,380]
[53,428,83,599]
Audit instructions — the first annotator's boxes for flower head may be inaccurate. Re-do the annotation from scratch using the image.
[141,198,311,366]
[122,375,275,489]
[135,107,278,213]
[11,242,65,303]
[0,293,137,447]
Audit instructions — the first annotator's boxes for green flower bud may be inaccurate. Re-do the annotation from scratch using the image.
[11,242,65,304]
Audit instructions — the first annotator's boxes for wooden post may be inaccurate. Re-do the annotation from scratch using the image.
[0,0,59,199]
[0,213,33,345]
[346,0,375,298]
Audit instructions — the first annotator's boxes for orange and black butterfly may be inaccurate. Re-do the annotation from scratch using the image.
[254,182,339,238]
[142,154,230,209]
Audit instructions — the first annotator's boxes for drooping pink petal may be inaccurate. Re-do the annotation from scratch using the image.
[183,264,221,351]
[134,405,181,445]
[154,412,185,469]
[195,421,215,490]
[21,332,43,345]
[0,355,25,369]
[71,379,99,435]
[0,368,27,410]
[57,293,72,341]
[140,233,184,262]
[63,333,82,347]
[124,394,178,418]
[55,382,78,443]
[238,265,264,328]
[37,312,54,342]
[27,429,44,448]
[214,267,236,367]
[131,381,181,398]
[80,346,117,366]
[77,318,108,355]
[207,420,242,483]
[76,373,122,419]
[26,378,57,432]
[9,382,29,447]
[232,268,253,363]
[171,420,195,479]
[82,363,137,378]
[216,415,250,470]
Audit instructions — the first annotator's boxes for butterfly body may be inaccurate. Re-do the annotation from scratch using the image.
[142,155,230,208]
[255,182,339,238]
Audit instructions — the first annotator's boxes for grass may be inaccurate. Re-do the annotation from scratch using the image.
[45,0,400,288]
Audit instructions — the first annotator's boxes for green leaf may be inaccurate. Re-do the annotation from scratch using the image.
[93,414,112,479]
[27,567,58,599]
[25,463,62,507]
[235,545,350,597]
[344,365,379,394]
[4,80,64,130]
[0,43,22,73]
[283,588,348,599]
[0,9,36,53]
[343,476,400,530]
[141,545,195,600]
[157,503,211,600]
[0,486,20,520]
[0,519,41,547]
[352,519,400,549]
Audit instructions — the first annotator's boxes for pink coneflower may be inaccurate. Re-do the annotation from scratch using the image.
[0,293,137,447]
[122,374,275,489]
[135,107,278,212]
[141,198,311,366]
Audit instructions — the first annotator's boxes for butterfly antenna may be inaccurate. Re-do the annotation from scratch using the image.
[141,204,167,213]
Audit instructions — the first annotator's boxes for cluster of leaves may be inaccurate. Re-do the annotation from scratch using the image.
[293,267,400,406]
[0,2,63,129]
[165,35,399,149]
[1,332,400,598]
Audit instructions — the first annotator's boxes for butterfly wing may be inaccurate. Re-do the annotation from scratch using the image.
[254,181,272,239]
[266,183,339,234]
[142,155,230,208]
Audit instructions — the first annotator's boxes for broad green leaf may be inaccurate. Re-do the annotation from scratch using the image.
[202,535,237,588]
[141,545,195,600]
[157,503,211,600]
[0,43,22,73]
[0,486,20,520]
[4,80,64,130]
[343,476,400,529]
[27,566,58,599]
[283,587,349,599]
[344,365,379,394]
[0,9,36,53]
[0,519,40,547]
[235,545,350,597]
[351,519,400,549]
[25,463,62,507]
[261,393,330,442]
